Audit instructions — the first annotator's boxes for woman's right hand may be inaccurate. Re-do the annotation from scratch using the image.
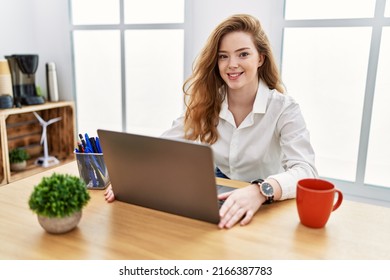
[104,185,116,202]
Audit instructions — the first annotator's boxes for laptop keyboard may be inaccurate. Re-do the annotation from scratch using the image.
[218,199,225,208]
[217,185,235,208]
[216,184,235,194]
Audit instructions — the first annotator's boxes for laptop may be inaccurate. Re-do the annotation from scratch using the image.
[97,129,235,224]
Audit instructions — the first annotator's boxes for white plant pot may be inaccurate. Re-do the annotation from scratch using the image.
[37,211,82,234]
[10,160,27,172]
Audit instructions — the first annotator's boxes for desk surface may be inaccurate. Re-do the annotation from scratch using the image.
[0,161,389,260]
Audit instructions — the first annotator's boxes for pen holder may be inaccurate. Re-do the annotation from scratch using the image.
[75,152,110,189]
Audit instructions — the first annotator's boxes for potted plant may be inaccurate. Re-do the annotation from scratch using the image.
[28,173,91,234]
[9,147,30,171]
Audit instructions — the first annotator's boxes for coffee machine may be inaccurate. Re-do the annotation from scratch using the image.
[5,54,45,107]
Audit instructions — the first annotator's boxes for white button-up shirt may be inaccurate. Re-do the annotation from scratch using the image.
[161,81,318,200]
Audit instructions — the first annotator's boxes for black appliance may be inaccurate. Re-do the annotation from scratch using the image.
[5,54,45,107]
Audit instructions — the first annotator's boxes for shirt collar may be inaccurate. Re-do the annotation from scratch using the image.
[253,80,268,114]
[220,93,230,120]
[219,93,235,125]
[220,80,269,119]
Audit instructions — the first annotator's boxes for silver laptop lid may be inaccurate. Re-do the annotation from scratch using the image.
[97,129,221,224]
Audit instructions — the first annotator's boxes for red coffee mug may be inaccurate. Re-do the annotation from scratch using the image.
[296,178,343,228]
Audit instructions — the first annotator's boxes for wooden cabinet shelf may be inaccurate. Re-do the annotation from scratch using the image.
[0,101,76,185]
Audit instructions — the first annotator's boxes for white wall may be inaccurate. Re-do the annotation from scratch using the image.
[0,0,280,102]
[0,0,36,55]
[0,0,74,101]
[32,0,74,101]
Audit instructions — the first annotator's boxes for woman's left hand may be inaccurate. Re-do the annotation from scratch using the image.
[218,184,265,229]
[104,185,116,202]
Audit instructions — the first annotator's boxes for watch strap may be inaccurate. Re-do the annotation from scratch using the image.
[263,195,274,204]
[250,179,264,184]
[251,179,273,204]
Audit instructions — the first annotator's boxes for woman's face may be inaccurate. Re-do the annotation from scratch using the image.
[217,31,263,93]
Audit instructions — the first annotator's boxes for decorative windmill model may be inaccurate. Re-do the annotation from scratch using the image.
[33,112,62,168]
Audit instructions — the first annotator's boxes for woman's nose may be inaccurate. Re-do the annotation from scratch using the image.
[228,58,239,69]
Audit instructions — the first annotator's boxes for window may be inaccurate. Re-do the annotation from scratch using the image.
[282,0,390,204]
[124,29,183,135]
[71,0,120,25]
[72,30,122,132]
[70,0,185,136]
[282,27,371,182]
[124,0,184,23]
[365,27,390,187]
[284,0,376,19]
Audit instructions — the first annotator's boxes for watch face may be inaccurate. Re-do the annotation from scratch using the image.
[261,183,274,196]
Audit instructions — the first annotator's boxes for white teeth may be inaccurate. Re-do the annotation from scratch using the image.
[229,73,240,77]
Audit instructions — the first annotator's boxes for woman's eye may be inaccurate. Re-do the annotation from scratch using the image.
[218,54,228,59]
[240,52,249,57]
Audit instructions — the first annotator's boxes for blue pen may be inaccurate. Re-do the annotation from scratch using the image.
[89,137,99,153]
[95,137,102,153]
[84,145,93,153]
[91,153,104,173]
[88,164,98,187]
[92,136,106,177]
[83,153,98,187]
[84,133,94,153]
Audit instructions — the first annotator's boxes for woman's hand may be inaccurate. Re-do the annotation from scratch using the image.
[218,184,265,229]
[104,185,115,202]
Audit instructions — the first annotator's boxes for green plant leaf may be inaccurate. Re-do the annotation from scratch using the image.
[28,173,90,218]
[9,148,30,163]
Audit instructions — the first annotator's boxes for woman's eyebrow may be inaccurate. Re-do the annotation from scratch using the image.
[218,47,251,53]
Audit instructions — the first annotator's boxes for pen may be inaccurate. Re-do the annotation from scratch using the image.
[84,133,94,153]
[79,134,87,150]
[88,162,98,187]
[95,137,102,153]
[76,132,107,188]
[77,142,85,153]
[89,137,98,153]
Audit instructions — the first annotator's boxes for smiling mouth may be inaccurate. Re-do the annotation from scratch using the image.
[227,72,243,79]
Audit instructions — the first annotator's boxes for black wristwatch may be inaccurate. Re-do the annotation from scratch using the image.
[251,179,274,204]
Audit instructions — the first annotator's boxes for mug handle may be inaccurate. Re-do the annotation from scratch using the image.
[332,189,343,211]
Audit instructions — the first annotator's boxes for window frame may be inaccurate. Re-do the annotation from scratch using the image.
[280,0,390,206]
[69,0,188,133]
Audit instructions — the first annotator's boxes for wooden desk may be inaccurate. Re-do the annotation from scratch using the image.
[0,161,389,260]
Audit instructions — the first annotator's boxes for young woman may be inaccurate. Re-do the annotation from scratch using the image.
[105,14,317,229]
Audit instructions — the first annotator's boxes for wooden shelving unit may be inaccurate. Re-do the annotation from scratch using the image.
[0,123,6,185]
[0,101,77,185]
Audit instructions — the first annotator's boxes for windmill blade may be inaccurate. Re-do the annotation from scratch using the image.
[40,126,47,145]
[33,112,45,124]
[47,117,62,126]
